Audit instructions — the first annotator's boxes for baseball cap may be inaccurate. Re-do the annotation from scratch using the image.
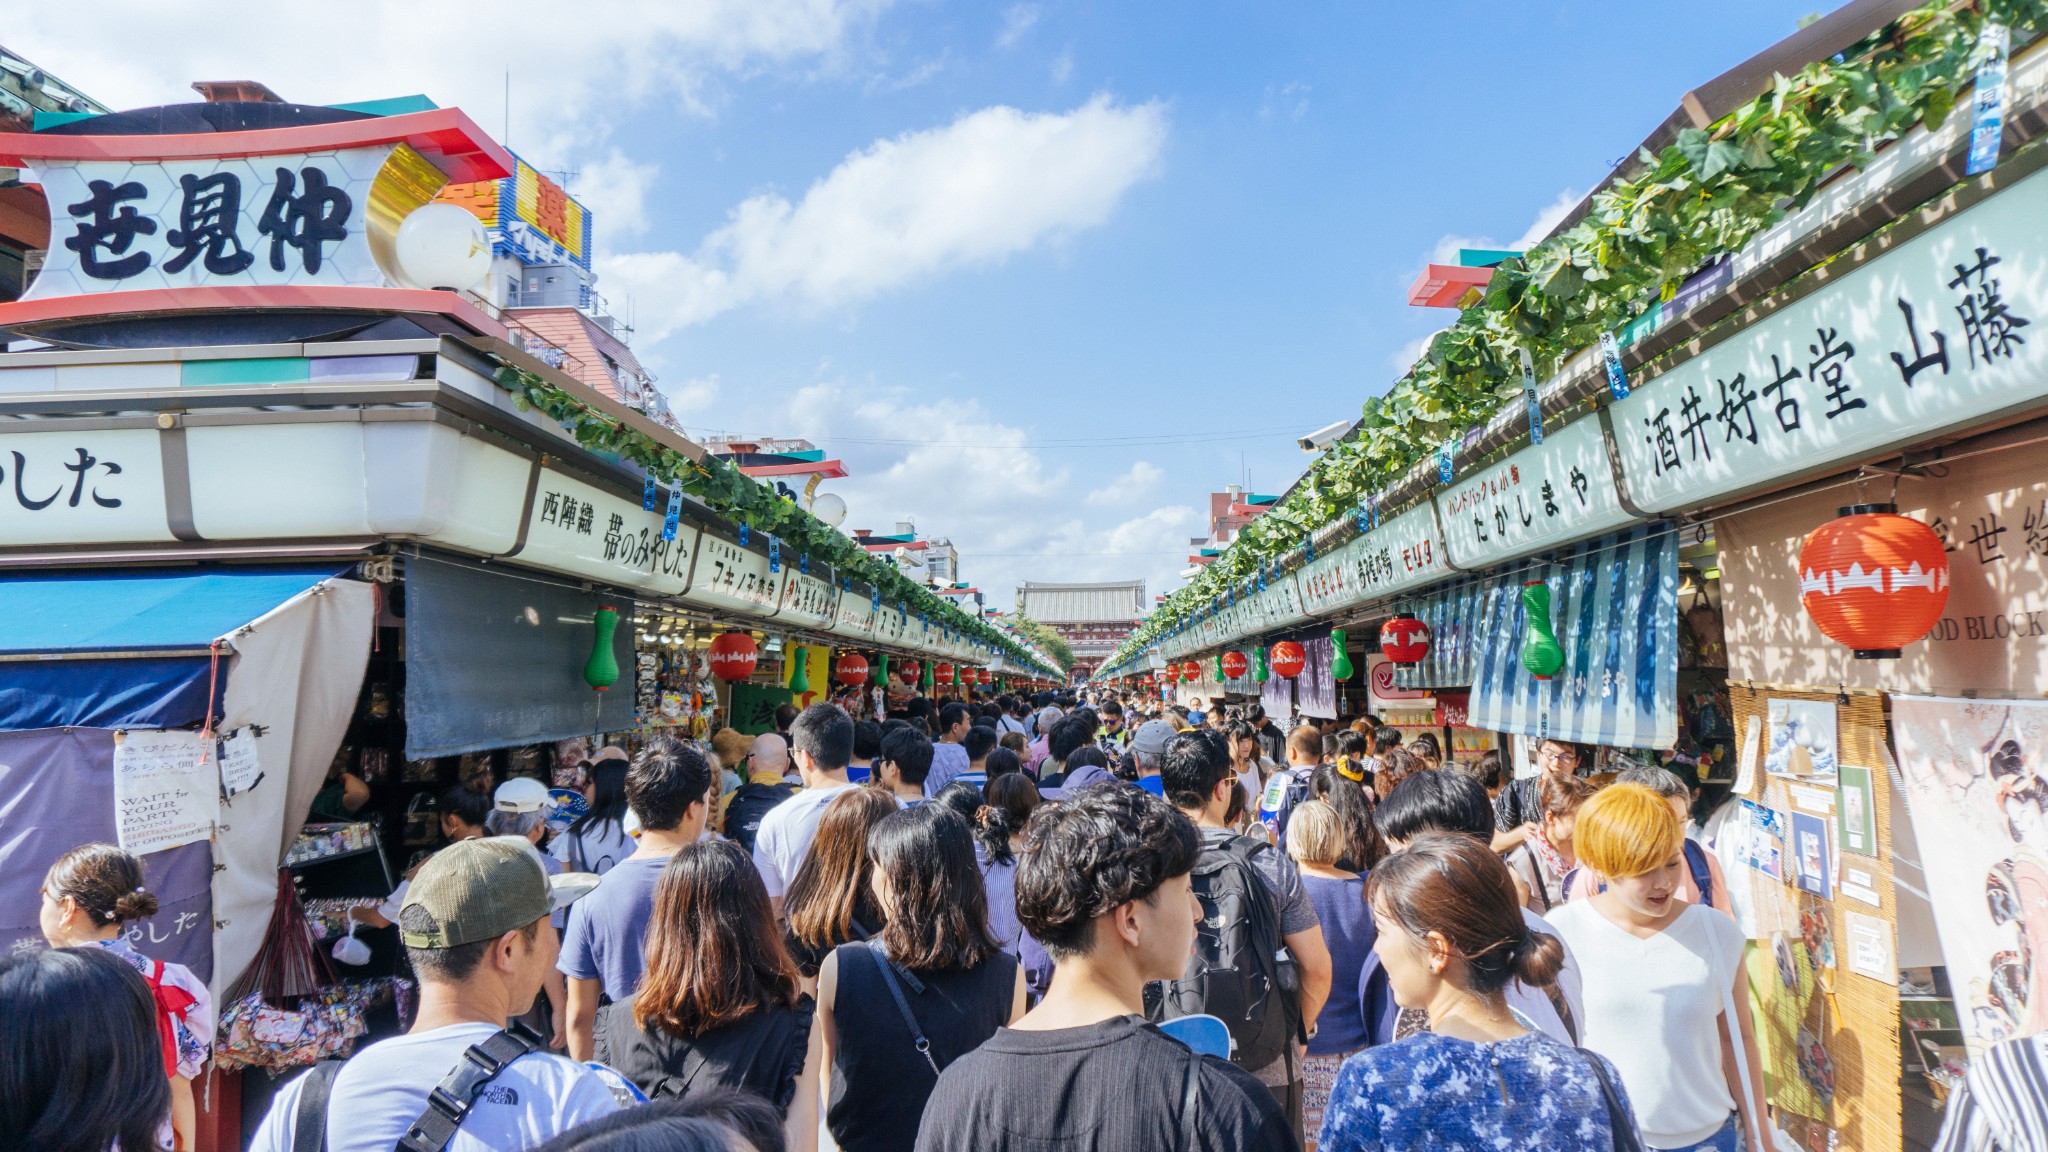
[1129,719,1177,760]
[399,837,596,949]
[494,776,554,815]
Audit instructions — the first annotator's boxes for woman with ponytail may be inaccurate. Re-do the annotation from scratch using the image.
[1319,832,1644,1152]
[974,773,1053,1001]
[39,843,214,1151]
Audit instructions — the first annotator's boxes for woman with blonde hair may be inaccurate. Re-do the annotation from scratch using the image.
[1545,783,1764,1152]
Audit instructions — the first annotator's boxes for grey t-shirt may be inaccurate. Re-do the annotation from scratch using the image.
[557,853,666,1000]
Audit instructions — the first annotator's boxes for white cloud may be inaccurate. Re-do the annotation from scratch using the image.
[1084,461,1163,506]
[1423,185,1582,267]
[603,96,1168,340]
[572,151,661,238]
[1050,49,1076,86]
[1260,82,1311,121]
[997,4,1042,48]
[10,0,890,162]
[664,374,723,415]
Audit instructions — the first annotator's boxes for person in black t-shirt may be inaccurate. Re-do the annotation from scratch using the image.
[914,783,1294,1152]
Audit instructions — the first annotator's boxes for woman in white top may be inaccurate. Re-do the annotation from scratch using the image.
[1545,783,1766,1152]
[550,754,634,875]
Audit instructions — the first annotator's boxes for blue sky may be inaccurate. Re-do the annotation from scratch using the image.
[20,0,1828,607]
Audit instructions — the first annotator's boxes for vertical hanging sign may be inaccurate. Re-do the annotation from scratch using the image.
[1518,347,1544,446]
[1968,22,2012,176]
[642,472,658,511]
[1598,331,1631,399]
[1438,439,1456,483]
[662,480,682,541]
[767,536,781,573]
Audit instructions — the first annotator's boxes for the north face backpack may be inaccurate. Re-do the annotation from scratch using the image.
[1146,835,1300,1072]
[723,782,798,852]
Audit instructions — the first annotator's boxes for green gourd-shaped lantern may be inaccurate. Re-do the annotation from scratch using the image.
[1520,581,1565,680]
[584,605,621,691]
[921,660,935,692]
[1215,653,1225,681]
[1253,646,1270,684]
[1330,629,1354,681]
[788,645,810,695]
[874,653,889,685]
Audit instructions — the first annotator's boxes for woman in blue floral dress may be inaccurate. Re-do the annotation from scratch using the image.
[1319,833,1643,1152]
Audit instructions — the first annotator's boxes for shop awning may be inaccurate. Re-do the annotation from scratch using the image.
[1466,528,1680,750]
[0,566,346,730]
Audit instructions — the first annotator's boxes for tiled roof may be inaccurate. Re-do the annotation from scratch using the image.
[506,307,648,406]
[1016,580,1147,623]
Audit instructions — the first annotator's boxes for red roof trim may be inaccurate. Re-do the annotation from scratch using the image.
[0,284,506,338]
[0,108,515,182]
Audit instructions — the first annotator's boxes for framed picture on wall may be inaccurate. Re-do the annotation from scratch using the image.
[1838,763,1877,856]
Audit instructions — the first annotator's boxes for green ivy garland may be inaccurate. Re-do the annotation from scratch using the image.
[496,364,1058,674]
[1107,0,2045,672]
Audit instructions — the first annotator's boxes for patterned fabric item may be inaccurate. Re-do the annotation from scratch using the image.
[1301,1050,1353,1151]
[98,936,213,1079]
[1318,1029,1638,1152]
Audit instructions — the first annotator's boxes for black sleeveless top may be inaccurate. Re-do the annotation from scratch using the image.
[827,941,1018,1152]
[595,994,814,1110]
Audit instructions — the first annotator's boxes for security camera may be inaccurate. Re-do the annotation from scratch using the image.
[1298,420,1352,452]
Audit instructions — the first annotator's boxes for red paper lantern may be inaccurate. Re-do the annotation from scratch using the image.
[708,632,759,681]
[1380,616,1432,666]
[1220,650,1249,679]
[1269,640,1307,679]
[934,662,956,685]
[1180,661,1202,682]
[834,652,870,687]
[1799,503,1951,659]
[897,659,920,682]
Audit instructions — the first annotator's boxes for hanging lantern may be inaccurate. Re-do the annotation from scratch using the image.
[1253,647,1270,683]
[1330,629,1354,681]
[934,662,956,686]
[898,659,920,683]
[1380,615,1431,666]
[1180,660,1202,683]
[1520,581,1565,680]
[874,653,890,686]
[835,651,870,687]
[1220,650,1249,680]
[788,645,810,695]
[708,632,759,681]
[583,605,621,691]
[1798,503,1951,659]
[921,660,935,692]
[1270,641,1306,679]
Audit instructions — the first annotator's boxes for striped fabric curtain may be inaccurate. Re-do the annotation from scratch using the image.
[1392,576,1497,693]
[1467,526,1679,749]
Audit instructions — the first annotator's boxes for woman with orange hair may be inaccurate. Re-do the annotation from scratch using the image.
[1545,783,1765,1152]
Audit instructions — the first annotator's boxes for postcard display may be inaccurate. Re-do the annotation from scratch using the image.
[1724,684,1901,1151]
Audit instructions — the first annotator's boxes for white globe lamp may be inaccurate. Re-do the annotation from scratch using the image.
[811,491,847,528]
[394,203,491,292]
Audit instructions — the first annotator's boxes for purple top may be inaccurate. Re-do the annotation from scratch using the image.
[1301,872,1375,1055]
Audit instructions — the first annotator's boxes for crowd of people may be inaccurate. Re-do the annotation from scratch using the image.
[2,684,2018,1151]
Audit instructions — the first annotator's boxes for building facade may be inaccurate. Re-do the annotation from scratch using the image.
[1015,580,1146,678]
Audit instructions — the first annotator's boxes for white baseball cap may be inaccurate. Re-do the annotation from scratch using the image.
[494,776,554,815]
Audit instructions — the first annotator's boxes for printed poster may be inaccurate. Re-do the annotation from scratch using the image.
[1838,763,1877,857]
[1894,696,2048,1050]
[1740,799,1786,879]
[1791,811,1834,900]
[112,729,217,854]
[1767,698,1839,785]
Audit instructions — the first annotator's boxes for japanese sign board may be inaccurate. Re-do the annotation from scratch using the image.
[517,467,693,595]
[833,583,878,638]
[1435,414,1638,570]
[1612,163,2048,513]
[776,571,838,629]
[0,428,171,544]
[439,152,592,271]
[27,148,396,300]
[1295,503,1455,619]
[690,534,782,618]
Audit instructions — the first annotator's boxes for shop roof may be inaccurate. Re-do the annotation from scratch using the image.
[0,565,344,655]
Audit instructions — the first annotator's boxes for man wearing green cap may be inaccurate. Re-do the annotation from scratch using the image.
[249,837,618,1152]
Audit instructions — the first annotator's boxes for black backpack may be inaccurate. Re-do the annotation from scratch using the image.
[1146,835,1300,1072]
[724,782,798,852]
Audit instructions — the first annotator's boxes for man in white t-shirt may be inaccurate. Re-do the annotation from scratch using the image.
[251,837,616,1152]
[753,702,856,919]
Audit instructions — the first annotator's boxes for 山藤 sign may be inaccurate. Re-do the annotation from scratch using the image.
[1612,162,2048,512]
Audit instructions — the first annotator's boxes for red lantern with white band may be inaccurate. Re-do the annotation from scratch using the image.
[708,632,759,681]
[1798,502,1950,659]
[1380,615,1431,666]
[1269,640,1307,679]
[834,652,869,687]
[1221,650,1249,679]
[1180,661,1202,683]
